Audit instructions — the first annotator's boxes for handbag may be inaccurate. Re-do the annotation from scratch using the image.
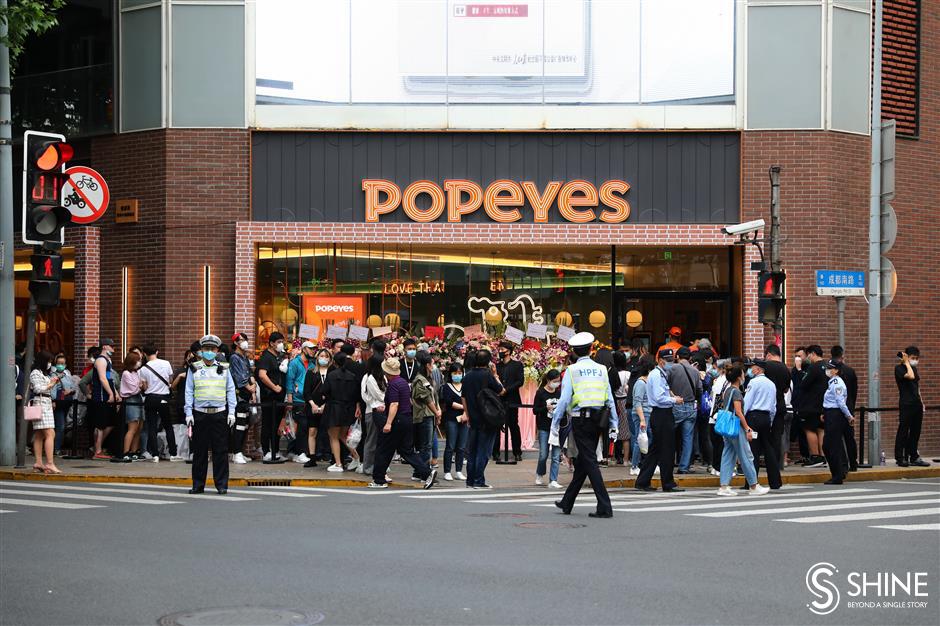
[713,389,740,438]
[24,403,43,421]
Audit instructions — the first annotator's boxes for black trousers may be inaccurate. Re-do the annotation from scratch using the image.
[823,408,848,481]
[260,398,281,456]
[895,404,924,462]
[230,392,252,456]
[842,421,858,470]
[770,407,786,471]
[560,417,612,514]
[372,413,430,484]
[493,406,522,457]
[696,414,713,466]
[747,411,782,489]
[709,422,724,472]
[144,394,177,457]
[191,410,229,491]
[290,403,308,455]
[636,407,677,490]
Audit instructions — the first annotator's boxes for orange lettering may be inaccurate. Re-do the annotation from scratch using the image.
[444,179,483,222]
[599,180,631,223]
[483,180,523,223]
[521,181,562,223]
[402,180,446,222]
[362,179,401,223]
[557,180,598,223]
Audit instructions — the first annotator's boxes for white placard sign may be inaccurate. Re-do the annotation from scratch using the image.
[556,325,575,342]
[526,323,547,339]
[348,324,370,341]
[298,324,320,340]
[504,325,524,345]
[326,325,348,340]
[372,326,393,337]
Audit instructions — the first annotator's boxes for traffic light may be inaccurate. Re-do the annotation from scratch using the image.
[757,271,786,325]
[29,252,63,308]
[22,131,74,246]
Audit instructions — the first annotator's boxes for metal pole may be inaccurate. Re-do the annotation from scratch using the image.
[836,297,846,349]
[0,0,18,466]
[15,295,37,467]
[769,166,784,353]
[867,0,884,465]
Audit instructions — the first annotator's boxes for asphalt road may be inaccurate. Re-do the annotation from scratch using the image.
[1,478,938,626]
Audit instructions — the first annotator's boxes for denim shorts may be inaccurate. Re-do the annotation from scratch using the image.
[124,394,143,422]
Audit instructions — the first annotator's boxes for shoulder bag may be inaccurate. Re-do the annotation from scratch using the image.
[714,389,740,438]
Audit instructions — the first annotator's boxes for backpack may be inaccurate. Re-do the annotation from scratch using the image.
[477,387,506,429]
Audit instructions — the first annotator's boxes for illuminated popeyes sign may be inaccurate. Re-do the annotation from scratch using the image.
[362,179,631,224]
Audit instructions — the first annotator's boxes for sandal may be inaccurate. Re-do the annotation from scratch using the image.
[44,465,62,474]
[32,463,45,473]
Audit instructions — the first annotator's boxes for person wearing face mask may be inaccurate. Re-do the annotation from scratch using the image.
[184,335,237,494]
[399,338,420,383]
[360,354,387,477]
[895,346,928,467]
[609,351,632,465]
[118,351,146,462]
[763,344,793,473]
[228,333,256,464]
[830,346,858,474]
[494,341,525,462]
[302,348,334,468]
[789,347,811,464]
[284,341,317,464]
[50,353,75,456]
[439,363,468,482]
[741,358,781,490]
[821,359,853,484]
[256,331,288,463]
[796,345,828,468]
[716,365,769,496]
[89,339,121,460]
[534,369,563,488]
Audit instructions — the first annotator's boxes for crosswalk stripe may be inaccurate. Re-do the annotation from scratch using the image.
[612,490,932,513]
[0,488,183,505]
[691,497,939,518]
[0,497,103,510]
[234,486,392,495]
[0,509,15,513]
[231,490,323,498]
[869,523,940,531]
[404,490,562,499]
[0,481,258,502]
[508,487,876,506]
[780,508,940,524]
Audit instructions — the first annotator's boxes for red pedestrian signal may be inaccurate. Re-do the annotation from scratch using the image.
[29,253,63,308]
[757,271,786,325]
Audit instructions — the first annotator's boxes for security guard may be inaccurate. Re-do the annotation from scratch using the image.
[635,348,685,492]
[551,332,618,518]
[184,335,237,494]
[821,359,853,485]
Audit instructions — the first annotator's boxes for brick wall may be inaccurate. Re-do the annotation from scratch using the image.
[67,227,100,367]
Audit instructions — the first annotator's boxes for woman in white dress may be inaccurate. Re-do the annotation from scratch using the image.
[29,351,62,474]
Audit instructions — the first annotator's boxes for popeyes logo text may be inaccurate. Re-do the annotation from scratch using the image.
[362,178,631,224]
[302,295,366,329]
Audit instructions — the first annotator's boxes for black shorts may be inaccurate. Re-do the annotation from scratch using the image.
[799,411,822,431]
[89,400,119,430]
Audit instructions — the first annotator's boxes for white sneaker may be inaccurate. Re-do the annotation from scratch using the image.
[141,451,153,460]
[291,453,310,464]
[327,463,344,472]
[385,474,393,483]
[444,472,453,481]
[455,471,466,481]
[749,484,770,496]
[368,482,388,489]
[708,467,720,476]
[169,455,184,462]
[346,458,360,472]
[233,453,248,464]
[716,486,737,497]
[151,456,159,463]
[263,451,272,462]
[535,475,544,486]
[629,466,640,476]
[548,481,563,489]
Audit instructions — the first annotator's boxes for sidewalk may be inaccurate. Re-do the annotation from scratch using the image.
[2,455,938,489]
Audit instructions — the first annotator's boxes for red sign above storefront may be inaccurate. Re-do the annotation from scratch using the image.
[302,295,366,330]
[362,178,631,224]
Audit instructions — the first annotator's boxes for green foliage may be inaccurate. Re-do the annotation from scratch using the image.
[0,0,67,61]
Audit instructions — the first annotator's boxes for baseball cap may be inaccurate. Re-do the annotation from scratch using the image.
[669,326,682,336]
[659,348,675,361]
[301,341,316,349]
[99,338,115,347]
[232,332,247,343]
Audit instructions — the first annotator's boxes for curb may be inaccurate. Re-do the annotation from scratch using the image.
[601,465,940,489]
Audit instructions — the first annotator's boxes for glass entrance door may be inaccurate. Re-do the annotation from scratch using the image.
[619,293,734,357]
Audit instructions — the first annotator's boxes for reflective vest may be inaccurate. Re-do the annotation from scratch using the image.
[568,357,609,412]
[192,363,228,405]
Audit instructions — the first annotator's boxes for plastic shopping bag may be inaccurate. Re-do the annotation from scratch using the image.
[346,421,362,448]
[637,430,649,454]
[173,424,190,459]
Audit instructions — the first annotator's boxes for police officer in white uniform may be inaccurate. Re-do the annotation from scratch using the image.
[184,335,237,494]
[551,332,618,518]
[822,359,853,485]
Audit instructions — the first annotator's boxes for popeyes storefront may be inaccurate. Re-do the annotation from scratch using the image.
[236,131,754,355]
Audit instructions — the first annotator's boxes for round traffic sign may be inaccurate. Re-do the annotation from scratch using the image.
[61,166,110,224]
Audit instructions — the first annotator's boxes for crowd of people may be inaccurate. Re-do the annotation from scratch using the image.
[15,325,929,495]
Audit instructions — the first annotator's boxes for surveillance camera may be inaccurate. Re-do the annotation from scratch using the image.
[721,219,766,237]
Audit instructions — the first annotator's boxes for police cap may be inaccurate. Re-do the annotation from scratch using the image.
[569,332,595,348]
[825,359,842,371]
[199,334,222,348]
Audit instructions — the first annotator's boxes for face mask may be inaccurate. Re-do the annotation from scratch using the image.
[89,357,95,364]
[708,368,718,378]
[909,359,919,367]
[794,357,802,367]
[624,351,632,360]
[406,349,416,359]
[499,351,509,359]
[547,381,560,391]
[55,364,66,372]
[452,374,463,384]
[238,341,249,351]
[201,351,217,361]
[47,363,53,371]
[278,360,289,373]
[746,367,755,378]
[275,343,285,353]
[317,357,330,367]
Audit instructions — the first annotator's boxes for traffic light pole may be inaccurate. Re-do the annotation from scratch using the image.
[867,0,884,464]
[769,166,785,352]
[15,295,37,467]
[0,0,18,466]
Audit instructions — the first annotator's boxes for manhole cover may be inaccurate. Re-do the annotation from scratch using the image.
[158,607,324,626]
[514,522,586,529]
[468,512,531,518]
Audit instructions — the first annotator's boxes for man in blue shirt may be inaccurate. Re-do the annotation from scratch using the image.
[635,349,686,492]
[285,341,317,464]
[743,358,782,489]
[822,360,854,485]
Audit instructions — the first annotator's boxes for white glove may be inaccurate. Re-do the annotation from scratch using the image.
[608,429,618,441]
[548,431,560,447]
[227,414,235,428]
[185,415,194,427]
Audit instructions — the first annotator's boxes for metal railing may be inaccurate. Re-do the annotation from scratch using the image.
[856,405,939,467]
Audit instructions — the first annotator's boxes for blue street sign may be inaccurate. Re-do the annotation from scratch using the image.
[815,270,866,296]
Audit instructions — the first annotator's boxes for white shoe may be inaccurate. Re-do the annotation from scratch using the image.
[141,451,153,460]
[629,466,640,476]
[444,472,453,481]
[653,466,660,475]
[263,451,272,462]
[716,486,737,496]
[385,474,393,483]
[169,455,184,462]
[233,453,248,464]
[346,458,360,472]
[327,463,344,472]
[455,471,466,481]
[535,475,544,486]
[151,456,159,463]
[709,467,720,476]
[368,482,388,489]
[291,453,310,464]
[749,484,770,496]
[548,481,563,489]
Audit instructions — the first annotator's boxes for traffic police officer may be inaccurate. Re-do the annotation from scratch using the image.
[822,359,853,485]
[551,332,618,518]
[635,348,685,492]
[184,335,237,494]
